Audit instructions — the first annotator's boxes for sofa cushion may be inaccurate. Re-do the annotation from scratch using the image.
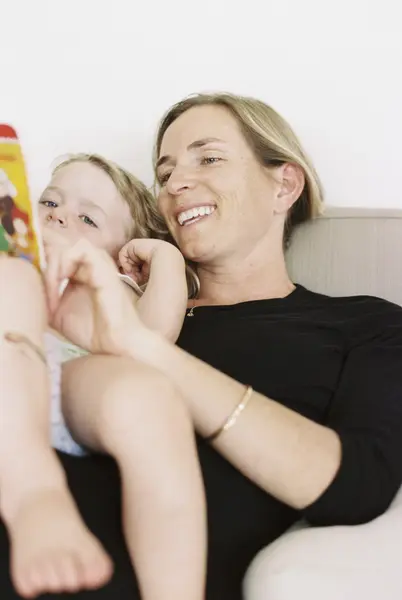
[286,207,402,308]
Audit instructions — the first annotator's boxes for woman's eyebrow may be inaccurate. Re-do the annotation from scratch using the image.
[156,137,226,170]
[187,137,226,150]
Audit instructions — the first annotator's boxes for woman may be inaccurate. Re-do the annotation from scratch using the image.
[1,93,402,600]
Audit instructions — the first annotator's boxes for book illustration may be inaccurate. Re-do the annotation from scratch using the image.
[0,124,44,269]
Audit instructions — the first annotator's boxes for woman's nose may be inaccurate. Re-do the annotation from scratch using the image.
[166,167,196,195]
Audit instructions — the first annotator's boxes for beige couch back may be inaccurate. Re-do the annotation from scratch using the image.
[286,207,402,307]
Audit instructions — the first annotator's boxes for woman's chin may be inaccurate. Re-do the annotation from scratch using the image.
[175,216,216,254]
[182,244,220,267]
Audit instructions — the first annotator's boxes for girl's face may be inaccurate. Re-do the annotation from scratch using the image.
[38,161,131,258]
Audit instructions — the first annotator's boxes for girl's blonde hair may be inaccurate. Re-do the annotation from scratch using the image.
[54,153,167,240]
[53,153,200,297]
[154,92,324,247]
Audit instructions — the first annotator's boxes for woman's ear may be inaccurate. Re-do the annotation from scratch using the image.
[274,163,305,214]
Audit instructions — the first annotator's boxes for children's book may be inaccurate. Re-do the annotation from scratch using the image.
[0,124,44,269]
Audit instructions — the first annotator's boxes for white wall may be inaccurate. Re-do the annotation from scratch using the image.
[2,0,401,208]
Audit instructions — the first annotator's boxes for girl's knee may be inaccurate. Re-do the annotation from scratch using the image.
[105,359,177,402]
[0,256,43,294]
[0,257,46,337]
[1,254,39,277]
[98,360,189,432]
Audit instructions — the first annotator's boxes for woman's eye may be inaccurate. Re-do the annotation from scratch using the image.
[159,172,172,186]
[80,215,97,228]
[158,157,222,185]
[201,156,222,165]
[39,199,57,208]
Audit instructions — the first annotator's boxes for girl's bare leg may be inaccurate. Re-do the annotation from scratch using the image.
[0,257,112,598]
[63,354,207,600]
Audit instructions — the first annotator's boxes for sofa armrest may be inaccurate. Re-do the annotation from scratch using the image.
[244,493,402,600]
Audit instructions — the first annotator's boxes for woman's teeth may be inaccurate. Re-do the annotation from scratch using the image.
[177,205,216,226]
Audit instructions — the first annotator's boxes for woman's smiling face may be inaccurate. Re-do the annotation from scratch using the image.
[156,104,287,266]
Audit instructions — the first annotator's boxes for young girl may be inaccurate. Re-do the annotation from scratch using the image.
[0,154,206,599]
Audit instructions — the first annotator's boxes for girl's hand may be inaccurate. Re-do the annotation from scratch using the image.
[119,238,184,287]
[44,238,147,355]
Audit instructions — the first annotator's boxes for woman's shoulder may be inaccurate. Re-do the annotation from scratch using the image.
[295,284,402,344]
[296,283,402,310]
[296,283,401,314]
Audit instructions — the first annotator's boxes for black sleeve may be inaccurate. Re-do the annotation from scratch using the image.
[303,301,402,526]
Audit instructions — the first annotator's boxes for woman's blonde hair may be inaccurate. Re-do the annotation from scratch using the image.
[53,153,200,297]
[154,92,324,247]
[54,153,167,240]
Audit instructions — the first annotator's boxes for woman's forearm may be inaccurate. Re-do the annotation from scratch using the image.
[129,331,342,510]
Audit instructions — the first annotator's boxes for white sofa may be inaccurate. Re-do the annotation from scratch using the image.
[244,207,402,600]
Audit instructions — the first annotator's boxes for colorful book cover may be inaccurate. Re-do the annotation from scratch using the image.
[0,124,44,269]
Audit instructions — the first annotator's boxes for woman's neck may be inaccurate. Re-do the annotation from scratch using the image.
[194,254,295,306]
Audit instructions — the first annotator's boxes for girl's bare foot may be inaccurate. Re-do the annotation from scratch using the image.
[6,487,113,598]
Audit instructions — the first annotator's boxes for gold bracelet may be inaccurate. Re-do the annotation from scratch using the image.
[205,385,253,443]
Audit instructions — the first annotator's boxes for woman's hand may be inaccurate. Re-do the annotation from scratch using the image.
[44,238,148,355]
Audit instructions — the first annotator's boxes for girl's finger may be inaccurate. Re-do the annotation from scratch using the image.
[119,247,139,276]
[42,228,70,251]
[43,249,64,315]
[58,239,118,291]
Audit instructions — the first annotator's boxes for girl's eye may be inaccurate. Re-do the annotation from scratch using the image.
[80,215,97,228]
[39,199,57,208]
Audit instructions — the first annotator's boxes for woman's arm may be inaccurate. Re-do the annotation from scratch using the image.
[126,329,342,511]
[126,310,402,523]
